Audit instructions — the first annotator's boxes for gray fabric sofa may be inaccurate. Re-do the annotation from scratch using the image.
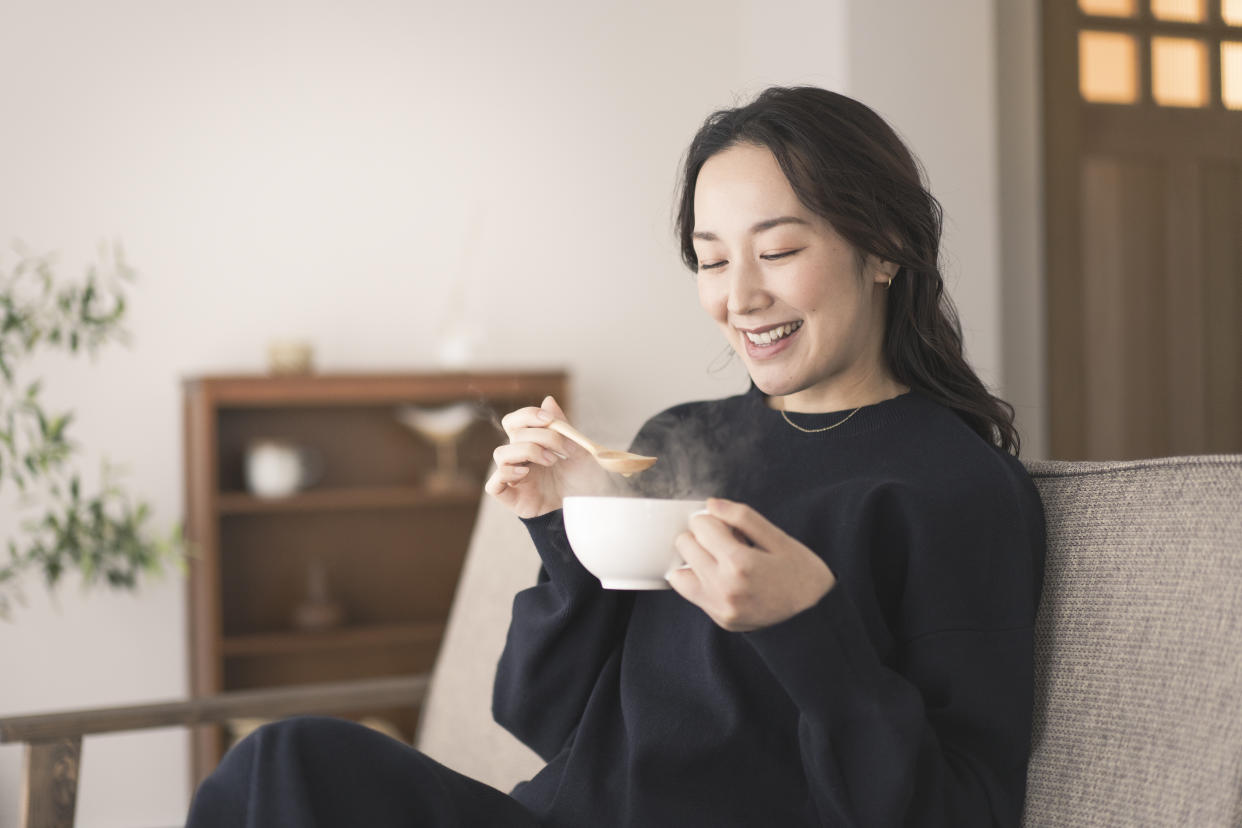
[1021,456,1242,825]
[418,454,1242,826]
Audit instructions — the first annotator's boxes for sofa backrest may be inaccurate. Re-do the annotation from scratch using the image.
[414,493,545,789]
[1022,455,1242,826]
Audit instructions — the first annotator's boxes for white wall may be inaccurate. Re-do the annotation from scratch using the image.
[737,0,850,96]
[997,0,1049,458]
[848,0,1004,394]
[847,0,1046,456]
[0,1,1038,824]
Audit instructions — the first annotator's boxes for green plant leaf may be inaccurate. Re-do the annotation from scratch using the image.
[0,242,183,621]
[48,413,71,441]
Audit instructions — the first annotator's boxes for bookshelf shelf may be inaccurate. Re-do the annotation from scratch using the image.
[216,486,479,515]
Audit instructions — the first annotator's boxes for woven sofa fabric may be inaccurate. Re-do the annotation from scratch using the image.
[415,495,544,789]
[1021,455,1242,827]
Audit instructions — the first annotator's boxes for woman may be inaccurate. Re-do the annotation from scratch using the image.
[487,85,1043,827]
[186,86,1044,827]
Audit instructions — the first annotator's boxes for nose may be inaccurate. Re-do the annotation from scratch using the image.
[726,260,770,317]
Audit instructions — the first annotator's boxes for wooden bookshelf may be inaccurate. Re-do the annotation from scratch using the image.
[219,621,447,657]
[216,486,479,515]
[183,370,567,785]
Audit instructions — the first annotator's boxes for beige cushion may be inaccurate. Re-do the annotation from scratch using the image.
[1022,455,1242,826]
[414,494,544,790]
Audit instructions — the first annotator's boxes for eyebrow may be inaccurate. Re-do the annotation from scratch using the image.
[692,216,810,242]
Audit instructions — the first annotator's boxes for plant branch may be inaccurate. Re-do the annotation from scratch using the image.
[0,241,181,620]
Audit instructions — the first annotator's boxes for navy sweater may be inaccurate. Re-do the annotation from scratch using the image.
[493,386,1045,827]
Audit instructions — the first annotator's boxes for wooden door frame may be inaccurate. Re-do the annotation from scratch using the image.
[1041,0,1242,459]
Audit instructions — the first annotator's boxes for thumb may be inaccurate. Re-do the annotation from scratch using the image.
[541,395,568,421]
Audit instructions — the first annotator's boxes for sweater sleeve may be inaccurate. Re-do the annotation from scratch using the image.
[491,509,635,761]
[743,478,1043,827]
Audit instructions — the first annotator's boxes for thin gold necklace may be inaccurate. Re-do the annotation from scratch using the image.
[779,404,862,434]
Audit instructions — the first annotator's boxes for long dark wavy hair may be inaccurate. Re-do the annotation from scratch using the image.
[675,86,1020,455]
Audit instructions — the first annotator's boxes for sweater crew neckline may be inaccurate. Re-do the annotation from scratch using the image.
[745,381,922,438]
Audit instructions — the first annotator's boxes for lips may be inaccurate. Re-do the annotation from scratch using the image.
[737,320,803,361]
[741,320,803,346]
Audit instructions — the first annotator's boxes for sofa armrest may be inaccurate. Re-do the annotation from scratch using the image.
[0,673,429,828]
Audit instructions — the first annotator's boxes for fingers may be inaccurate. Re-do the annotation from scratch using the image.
[683,510,761,585]
[499,396,567,435]
[687,510,750,554]
[499,399,573,457]
[485,467,523,497]
[491,443,561,491]
[540,395,568,422]
[679,506,766,588]
[704,498,781,550]
[500,406,553,439]
[667,527,711,600]
[486,396,575,517]
[494,440,559,467]
[491,457,533,484]
[497,423,571,463]
[498,426,572,460]
[675,523,719,570]
[671,500,835,632]
[490,396,578,497]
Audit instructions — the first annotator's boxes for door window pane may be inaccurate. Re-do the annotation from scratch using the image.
[1224,42,1242,108]
[1151,0,1205,21]
[1225,0,1242,25]
[1152,37,1209,106]
[1079,0,1137,16]
[1080,31,1140,103]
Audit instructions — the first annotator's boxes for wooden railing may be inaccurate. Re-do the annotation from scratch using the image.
[0,674,429,828]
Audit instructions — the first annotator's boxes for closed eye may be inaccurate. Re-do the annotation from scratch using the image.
[761,249,801,261]
[698,248,801,271]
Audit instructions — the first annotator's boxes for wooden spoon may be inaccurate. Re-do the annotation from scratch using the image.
[547,420,658,475]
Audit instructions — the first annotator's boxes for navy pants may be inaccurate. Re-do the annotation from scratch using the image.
[185,716,542,827]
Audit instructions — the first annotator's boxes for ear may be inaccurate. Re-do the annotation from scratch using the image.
[867,255,899,284]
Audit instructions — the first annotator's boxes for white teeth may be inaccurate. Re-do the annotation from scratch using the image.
[744,321,801,345]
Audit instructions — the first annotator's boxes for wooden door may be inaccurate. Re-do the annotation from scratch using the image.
[1043,0,1242,459]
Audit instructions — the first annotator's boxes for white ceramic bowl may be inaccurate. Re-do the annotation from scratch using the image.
[562,496,707,590]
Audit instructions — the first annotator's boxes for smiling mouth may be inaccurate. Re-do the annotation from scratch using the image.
[742,321,803,346]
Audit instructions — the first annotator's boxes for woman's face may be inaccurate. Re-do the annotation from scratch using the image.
[691,142,897,412]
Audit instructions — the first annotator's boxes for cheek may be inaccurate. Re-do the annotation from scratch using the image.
[696,278,727,322]
[797,270,867,327]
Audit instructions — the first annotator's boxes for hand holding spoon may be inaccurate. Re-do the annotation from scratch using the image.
[547,420,657,476]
